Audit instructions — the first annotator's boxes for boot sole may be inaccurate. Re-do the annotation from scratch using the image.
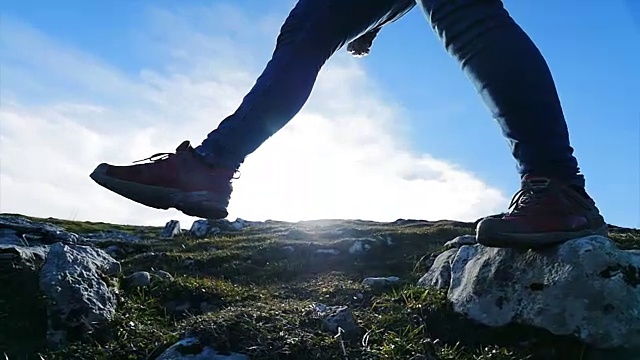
[90,164,229,219]
[476,224,609,249]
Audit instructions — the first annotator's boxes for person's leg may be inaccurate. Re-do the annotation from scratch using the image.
[90,0,415,219]
[195,0,416,168]
[414,0,607,247]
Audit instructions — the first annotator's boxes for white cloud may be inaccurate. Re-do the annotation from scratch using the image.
[0,3,507,227]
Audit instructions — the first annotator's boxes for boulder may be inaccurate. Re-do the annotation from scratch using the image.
[161,220,182,239]
[156,337,249,360]
[419,235,640,349]
[0,215,80,245]
[0,245,51,355]
[39,243,121,348]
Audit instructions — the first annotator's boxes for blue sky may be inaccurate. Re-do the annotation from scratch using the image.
[2,0,639,228]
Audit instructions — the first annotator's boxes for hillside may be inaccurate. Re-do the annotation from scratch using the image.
[1,214,639,360]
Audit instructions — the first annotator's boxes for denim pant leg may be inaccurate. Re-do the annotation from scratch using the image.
[196,0,415,168]
[416,0,584,187]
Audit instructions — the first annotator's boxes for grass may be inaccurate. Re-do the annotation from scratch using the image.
[1,214,639,360]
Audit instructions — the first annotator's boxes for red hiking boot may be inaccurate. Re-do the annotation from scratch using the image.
[476,176,608,248]
[90,141,236,219]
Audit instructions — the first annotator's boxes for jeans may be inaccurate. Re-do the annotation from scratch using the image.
[195,0,585,187]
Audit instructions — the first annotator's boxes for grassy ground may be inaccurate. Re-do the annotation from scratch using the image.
[1,215,639,360]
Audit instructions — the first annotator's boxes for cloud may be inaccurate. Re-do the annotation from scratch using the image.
[0,3,507,226]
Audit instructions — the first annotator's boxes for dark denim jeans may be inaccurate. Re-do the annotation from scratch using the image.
[196,0,584,187]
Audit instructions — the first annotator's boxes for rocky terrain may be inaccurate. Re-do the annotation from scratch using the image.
[1,213,639,360]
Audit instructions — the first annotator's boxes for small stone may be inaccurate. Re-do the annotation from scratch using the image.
[104,245,123,258]
[330,227,369,238]
[230,218,247,230]
[312,304,361,338]
[160,220,181,239]
[83,230,139,243]
[183,259,195,267]
[316,249,340,255]
[362,276,400,288]
[154,270,173,281]
[127,271,151,288]
[443,234,477,249]
[348,240,371,254]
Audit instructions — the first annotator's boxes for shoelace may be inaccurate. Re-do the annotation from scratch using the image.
[132,153,172,163]
[132,152,241,179]
[508,179,550,215]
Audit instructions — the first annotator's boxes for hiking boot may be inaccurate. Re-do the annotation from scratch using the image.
[476,175,608,248]
[90,141,236,219]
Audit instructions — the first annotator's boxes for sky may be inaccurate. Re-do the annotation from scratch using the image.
[1,0,639,228]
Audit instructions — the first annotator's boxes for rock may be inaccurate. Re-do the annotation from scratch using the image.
[417,248,459,289]
[83,230,141,243]
[0,228,25,246]
[189,220,209,238]
[0,244,51,356]
[104,245,124,259]
[189,220,220,238]
[281,245,295,253]
[39,243,121,348]
[183,258,195,267]
[418,235,640,349]
[312,303,361,338]
[127,271,151,288]
[161,220,181,239]
[443,234,477,249]
[165,301,192,315]
[348,240,371,254]
[0,215,80,245]
[229,218,247,230]
[196,218,248,233]
[0,244,49,271]
[155,270,174,281]
[316,249,340,255]
[362,276,400,288]
[421,252,440,273]
[392,219,431,227]
[156,337,249,360]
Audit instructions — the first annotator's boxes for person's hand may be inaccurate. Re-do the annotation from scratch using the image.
[347,28,381,58]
